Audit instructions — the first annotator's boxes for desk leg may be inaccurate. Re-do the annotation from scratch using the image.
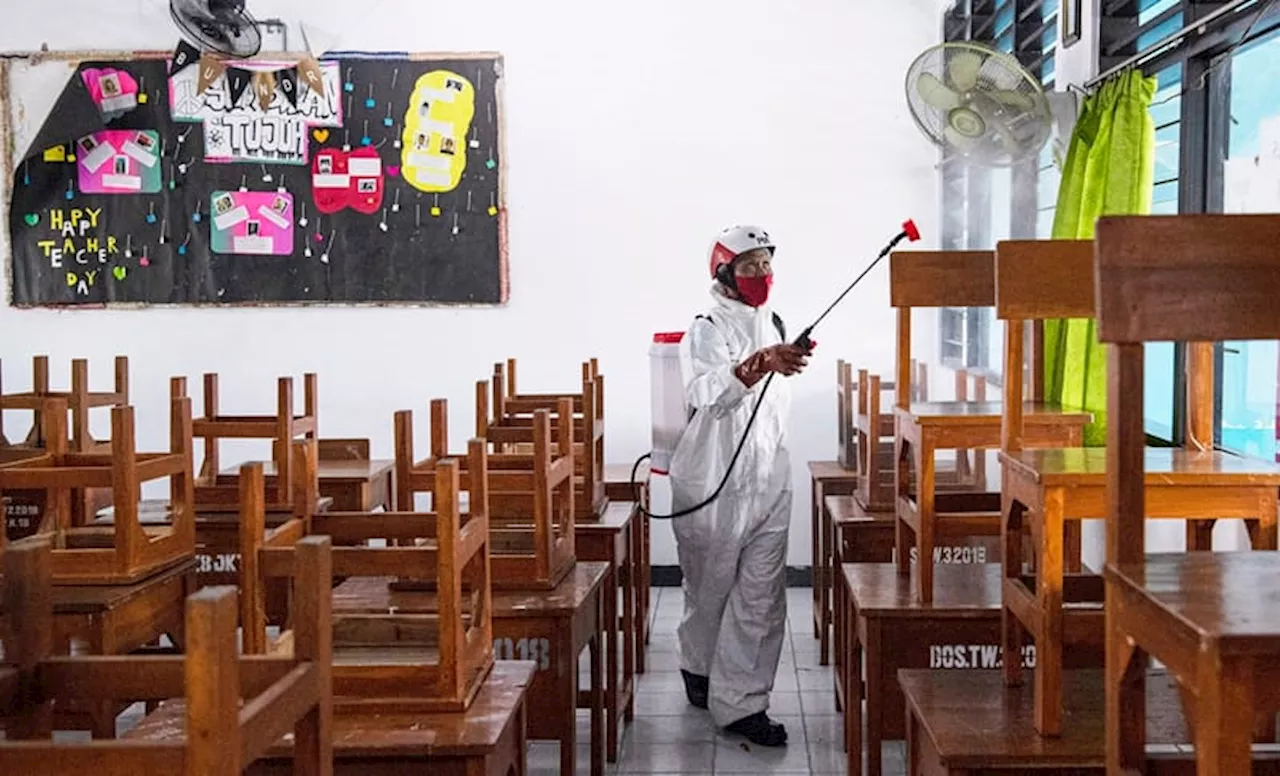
[812,476,823,641]
[632,510,648,674]
[845,618,863,776]
[590,594,605,776]
[603,562,620,763]
[820,482,833,665]
[833,546,844,712]
[1035,487,1065,737]
[864,619,883,776]
[642,513,652,650]
[622,529,636,722]
[914,439,937,604]
[1001,488,1026,690]
[562,633,578,776]
[1195,654,1255,775]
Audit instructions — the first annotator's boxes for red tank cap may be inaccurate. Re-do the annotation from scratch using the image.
[653,332,685,344]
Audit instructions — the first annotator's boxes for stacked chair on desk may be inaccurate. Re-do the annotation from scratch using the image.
[0,534,334,775]
[478,358,642,765]
[0,394,199,738]
[395,385,611,776]
[0,355,131,531]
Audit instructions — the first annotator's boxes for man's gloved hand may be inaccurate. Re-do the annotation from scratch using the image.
[735,344,810,387]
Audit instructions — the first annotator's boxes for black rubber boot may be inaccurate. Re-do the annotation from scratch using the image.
[725,711,788,747]
[681,670,709,709]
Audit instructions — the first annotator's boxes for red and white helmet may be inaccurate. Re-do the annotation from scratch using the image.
[708,225,776,279]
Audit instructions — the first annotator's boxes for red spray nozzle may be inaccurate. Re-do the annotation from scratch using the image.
[902,219,921,242]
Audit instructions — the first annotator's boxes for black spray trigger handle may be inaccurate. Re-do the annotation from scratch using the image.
[793,326,816,352]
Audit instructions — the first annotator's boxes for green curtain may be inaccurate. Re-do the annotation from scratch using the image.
[1043,69,1157,446]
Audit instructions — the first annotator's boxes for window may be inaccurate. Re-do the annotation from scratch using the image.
[1144,65,1183,442]
[938,0,1060,386]
[1211,27,1280,459]
[1096,0,1280,448]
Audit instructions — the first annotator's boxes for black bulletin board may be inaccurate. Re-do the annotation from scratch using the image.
[7,51,507,307]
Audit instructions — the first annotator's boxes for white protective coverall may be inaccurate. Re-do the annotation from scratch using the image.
[667,283,792,727]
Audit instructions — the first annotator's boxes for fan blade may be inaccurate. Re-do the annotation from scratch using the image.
[947,50,984,92]
[944,125,981,153]
[916,72,963,111]
[989,89,1036,112]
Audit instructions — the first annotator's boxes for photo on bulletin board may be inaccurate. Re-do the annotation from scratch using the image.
[5,51,507,307]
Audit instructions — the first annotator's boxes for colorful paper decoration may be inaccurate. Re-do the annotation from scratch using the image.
[401,70,476,193]
[226,67,252,105]
[169,39,202,77]
[253,70,277,111]
[75,130,162,194]
[279,66,299,108]
[210,190,296,256]
[197,54,227,95]
[81,67,139,121]
[310,146,385,215]
[298,54,325,96]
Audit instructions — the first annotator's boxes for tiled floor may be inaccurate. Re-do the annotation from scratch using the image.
[534,586,907,776]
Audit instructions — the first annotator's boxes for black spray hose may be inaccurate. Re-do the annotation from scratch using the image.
[631,219,920,520]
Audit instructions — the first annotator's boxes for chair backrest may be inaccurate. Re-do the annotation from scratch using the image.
[994,239,1094,451]
[1095,214,1280,564]
[889,251,995,409]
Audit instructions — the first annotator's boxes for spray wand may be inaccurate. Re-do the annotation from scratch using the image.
[631,219,921,520]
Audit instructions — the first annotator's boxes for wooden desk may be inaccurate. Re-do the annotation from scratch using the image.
[575,502,637,762]
[96,497,333,593]
[808,460,859,666]
[827,496,999,714]
[126,661,534,776]
[840,563,1102,776]
[895,400,1090,602]
[221,458,394,512]
[1109,553,1280,774]
[49,559,197,737]
[1001,446,1280,736]
[332,561,609,776]
[900,668,1280,776]
[604,462,650,673]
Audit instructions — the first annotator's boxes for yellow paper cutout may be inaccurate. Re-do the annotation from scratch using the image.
[44,146,67,163]
[401,71,475,193]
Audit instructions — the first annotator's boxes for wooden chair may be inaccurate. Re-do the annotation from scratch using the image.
[0,356,130,527]
[0,355,129,452]
[0,398,196,586]
[891,249,1093,602]
[396,388,576,591]
[997,238,1280,738]
[241,442,495,712]
[0,534,332,775]
[178,373,318,512]
[1098,214,1280,775]
[485,359,606,521]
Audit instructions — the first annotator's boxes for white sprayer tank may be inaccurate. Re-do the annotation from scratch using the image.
[649,332,687,475]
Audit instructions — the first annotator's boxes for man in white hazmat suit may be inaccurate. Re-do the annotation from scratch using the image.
[667,225,813,747]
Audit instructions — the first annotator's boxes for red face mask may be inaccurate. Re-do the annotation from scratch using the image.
[735,274,773,307]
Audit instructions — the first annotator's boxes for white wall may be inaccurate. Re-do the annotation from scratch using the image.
[0,0,945,566]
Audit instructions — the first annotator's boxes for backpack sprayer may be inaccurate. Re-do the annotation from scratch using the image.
[632,218,921,520]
